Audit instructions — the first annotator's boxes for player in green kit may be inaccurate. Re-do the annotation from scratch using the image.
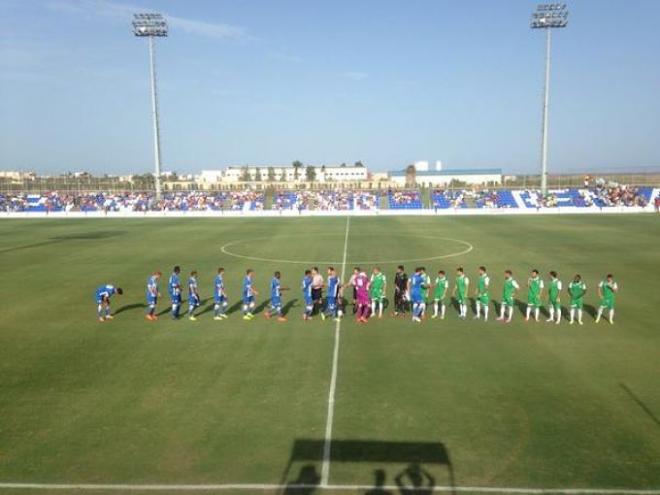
[568,274,587,325]
[546,271,563,324]
[595,274,618,324]
[474,266,490,321]
[431,270,449,319]
[420,267,431,318]
[452,267,470,319]
[497,270,520,323]
[525,269,544,322]
[369,267,387,319]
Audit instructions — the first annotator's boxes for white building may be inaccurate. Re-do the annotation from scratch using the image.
[389,168,502,187]
[202,165,369,184]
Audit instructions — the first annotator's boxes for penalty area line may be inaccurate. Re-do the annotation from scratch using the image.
[1,483,660,494]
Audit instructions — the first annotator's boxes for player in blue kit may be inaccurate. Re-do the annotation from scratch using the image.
[213,267,229,321]
[95,284,123,322]
[145,271,161,321]
[321,266,342,322]
[407,267,426,323]
[264,271,289,322]
[242,269,258,320]
[302,269,314,321]
[187,270,201,321]
[168,266,182,320]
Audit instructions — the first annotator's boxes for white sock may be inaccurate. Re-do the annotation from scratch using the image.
[578,309,583,323]
[526,306,531,318]
[433,302,438,317]
[378,302,383,317]
[535,307,540,320]
[371,301,376,315]
[507,306,513,320]
[570,308,575,322]
[476,301,481,317]
[484,306,489,321]
[597,307,603,320]
[441,303,445,318]
[548,307,554,319]
[500,305,506,318]
[556,307,561,322]
[609,309,614,322]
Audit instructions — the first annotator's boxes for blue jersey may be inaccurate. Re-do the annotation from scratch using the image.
[214,275,225,298]
[146,276,159,299]
[242,275,254,299]
[169,273,181,296]
[271,277,281,301]
[96,284,115,301]
[302,275,313,301]
[188,276,198,297]
[327,275,339,300]
[410,273,425,302]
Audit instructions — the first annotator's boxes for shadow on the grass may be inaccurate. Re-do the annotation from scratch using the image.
[0,230,125,253]
[620,383,660,429]
[280,439,454,495]
[114,303,146,315]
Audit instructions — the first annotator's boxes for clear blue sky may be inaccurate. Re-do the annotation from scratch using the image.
[1,0,659,175]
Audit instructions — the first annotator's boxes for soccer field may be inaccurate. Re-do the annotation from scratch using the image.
[1,215,659,494]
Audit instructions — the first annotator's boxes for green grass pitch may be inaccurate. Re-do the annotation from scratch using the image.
[0,215,659,494]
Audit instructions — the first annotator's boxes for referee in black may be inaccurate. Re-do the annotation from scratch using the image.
[393,265,408,316]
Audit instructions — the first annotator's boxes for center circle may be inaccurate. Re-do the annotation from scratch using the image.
[220,234,473,265]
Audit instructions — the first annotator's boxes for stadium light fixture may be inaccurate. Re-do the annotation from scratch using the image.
[530,3,568,196]
[132,13,168,200]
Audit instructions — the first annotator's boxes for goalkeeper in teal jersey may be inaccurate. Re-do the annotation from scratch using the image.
[595,274,618,324]
[568,274,587,325]
[369,267,387,319]
[474,266,490,321]
[525,269,544,322]
[452,267,470,319]
[546,271,563,324]
[431,270,449,319]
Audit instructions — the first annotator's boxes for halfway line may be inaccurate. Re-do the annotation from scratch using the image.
[321,215,350,486]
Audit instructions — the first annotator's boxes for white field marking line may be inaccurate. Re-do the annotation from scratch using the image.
[2,483,660,494]
[220,234,473,265]
[320,215,350,487]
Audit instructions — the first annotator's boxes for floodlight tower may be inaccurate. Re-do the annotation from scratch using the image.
[132,13,168,200]
[531,3,568,196]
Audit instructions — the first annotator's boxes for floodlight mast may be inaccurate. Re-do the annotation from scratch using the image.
[531,3,568,197]
[133,13,168,201]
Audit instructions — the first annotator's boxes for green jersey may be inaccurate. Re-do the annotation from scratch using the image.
[599,279,618,309]
[433,276,448,300]
[568,280,587,308]
[455,274,469,303]
[421,274,431,299]
[527,276,544,306]
[548,278,562,308]
[477,274,490,304]
[369,272,386,299]
[502,277,520,306]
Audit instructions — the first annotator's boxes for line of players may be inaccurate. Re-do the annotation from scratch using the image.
[94,265,619,325]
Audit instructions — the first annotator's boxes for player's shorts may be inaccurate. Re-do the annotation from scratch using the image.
[570,299,584,309]
[370,292,384,301]
[477,294,489,305]
[312,288,322,301]
[599,298,614,310]
[455,292,467,304]
[304,296,313,307]
[169,293,182,304]
[243,295,255,305]
[411,291,423,304]
[528,295,541,306]
[189,295,200,306]
[147,296,158,305]
[214,294,227,304]
[502,296,514,307]
[271,296,282,307]
[549,297,560,309]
